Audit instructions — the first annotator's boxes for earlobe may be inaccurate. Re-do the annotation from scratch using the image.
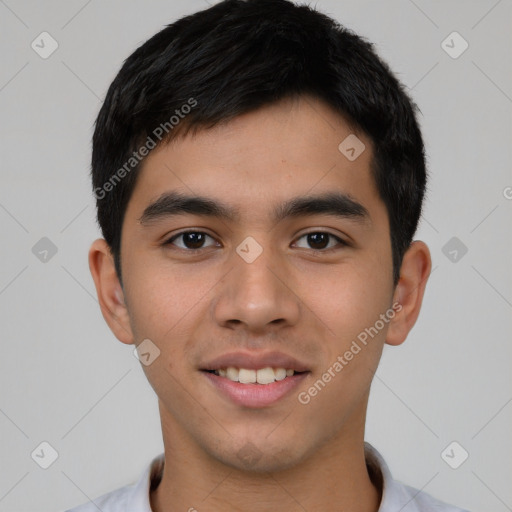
[88,238,135,345]
[385,241,432,346]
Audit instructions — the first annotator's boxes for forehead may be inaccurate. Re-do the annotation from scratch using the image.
[124,96,383,226]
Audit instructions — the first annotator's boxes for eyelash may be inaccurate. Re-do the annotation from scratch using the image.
[163,230,348,252]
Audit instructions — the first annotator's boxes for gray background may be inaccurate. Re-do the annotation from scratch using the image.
[0,1,511,511]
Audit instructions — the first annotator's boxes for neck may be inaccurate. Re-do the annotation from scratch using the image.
[150,403,381,512]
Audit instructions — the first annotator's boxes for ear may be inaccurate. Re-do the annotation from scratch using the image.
[88,238,135,345]
[386,241,432,346]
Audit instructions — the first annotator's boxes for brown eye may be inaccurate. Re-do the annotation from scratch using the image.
[294,232,346,250]
[165,231,217,250]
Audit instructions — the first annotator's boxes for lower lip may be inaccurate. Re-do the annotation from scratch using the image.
[202,371,309,408]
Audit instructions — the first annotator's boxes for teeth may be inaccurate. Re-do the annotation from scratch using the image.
[256,367,275,384]
[239,368,256,384]
[226,367,239,381]
[214,367,296,384]
[274,368,286,381]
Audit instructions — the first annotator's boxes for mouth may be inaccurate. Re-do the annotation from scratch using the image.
[201,366,310,408]
[202,366,306,384]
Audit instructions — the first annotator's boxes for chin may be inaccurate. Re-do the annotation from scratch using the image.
[206,436,310,474]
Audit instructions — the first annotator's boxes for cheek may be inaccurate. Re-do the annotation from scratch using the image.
[296,274,390,432]
[124,257,214,341]
[296,261,392,413]
[125,270,207,403]
[296,256,393,416]
[305,258,393,342]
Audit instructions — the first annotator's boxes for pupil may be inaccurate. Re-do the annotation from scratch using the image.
[184,232,205,249]
[308,233,328,249]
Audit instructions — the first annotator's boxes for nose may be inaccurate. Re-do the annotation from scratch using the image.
[212,242,301,334]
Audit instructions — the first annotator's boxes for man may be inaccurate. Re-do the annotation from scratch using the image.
[68,0,469,510]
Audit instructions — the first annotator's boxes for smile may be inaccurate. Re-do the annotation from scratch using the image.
[202,368,309,408]
[206,366,299,384]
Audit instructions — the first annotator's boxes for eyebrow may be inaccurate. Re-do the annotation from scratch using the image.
[138,190,370,227]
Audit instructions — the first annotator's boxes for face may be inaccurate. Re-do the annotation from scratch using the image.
[98,96,405,472]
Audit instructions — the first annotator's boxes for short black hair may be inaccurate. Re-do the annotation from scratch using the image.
[91,0,427,287]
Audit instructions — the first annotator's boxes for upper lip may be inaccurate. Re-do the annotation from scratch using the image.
[200,351,310,372]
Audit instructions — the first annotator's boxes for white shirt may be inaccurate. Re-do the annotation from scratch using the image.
[65,443,469,512]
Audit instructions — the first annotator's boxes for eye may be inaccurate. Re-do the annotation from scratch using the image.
[164,230,218,250]
[293,231,347,251]
[164,230,347,252]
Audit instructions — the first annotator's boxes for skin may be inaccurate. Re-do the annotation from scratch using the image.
[89,95,431,512]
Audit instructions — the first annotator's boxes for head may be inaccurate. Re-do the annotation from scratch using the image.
[89,0,431,473]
